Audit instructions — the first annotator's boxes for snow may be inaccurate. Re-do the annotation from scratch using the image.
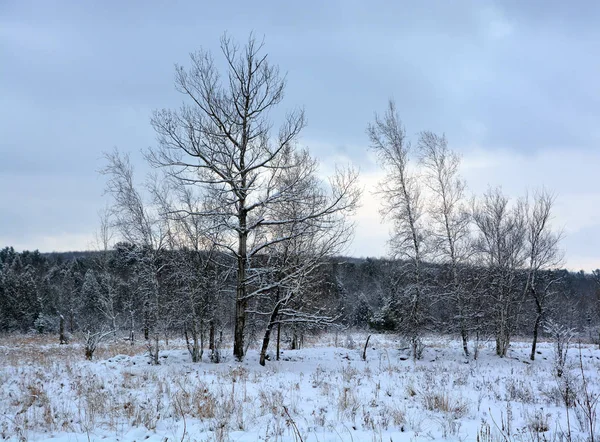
[1,333,598,441]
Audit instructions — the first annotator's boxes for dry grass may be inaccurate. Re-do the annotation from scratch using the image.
[1,333,599,441]
[421,391,469,418]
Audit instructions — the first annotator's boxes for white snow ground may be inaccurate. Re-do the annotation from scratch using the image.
[1,333,599,441]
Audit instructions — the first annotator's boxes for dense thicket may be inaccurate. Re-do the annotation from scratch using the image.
[1,247,598,349]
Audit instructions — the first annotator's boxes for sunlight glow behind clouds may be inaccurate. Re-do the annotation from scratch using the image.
[336,146,600,271]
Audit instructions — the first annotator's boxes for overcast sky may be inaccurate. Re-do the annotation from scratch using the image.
[1,1,599,271]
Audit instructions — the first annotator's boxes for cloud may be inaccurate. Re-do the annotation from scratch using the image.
[346,168,391,259]
[319,143,600,271]
[1,0,598,271]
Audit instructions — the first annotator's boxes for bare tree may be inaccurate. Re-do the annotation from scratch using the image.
[148,34,358,361]
[157,183,229,363]
[524,189,564,360]
[83,328,113,361]
[473,187,526,357]
[368,100,428,359]
[252,148,358,365]
[418,132,473,357]
[102,150,169,365]
[92,208,120,339]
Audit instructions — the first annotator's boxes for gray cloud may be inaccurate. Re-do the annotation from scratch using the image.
[1,0,598,268]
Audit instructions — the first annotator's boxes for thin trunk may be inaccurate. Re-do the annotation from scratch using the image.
[129,310,135,345]
[496,287,511,357]
[457,285,469,358]
[59,315,66,345]
[199,320,204,362]
[184,326,191,359]
[153,332,160,365]
[362,335,372,361]
[461,327,469,358]
[259,305,280,366]
[209,320,215,351]
[192,326,199,362]
[276,322,281,361]
[530,297,543,361]
[144,312,149,340]
[473,329,480,360]
[151,271,160,365]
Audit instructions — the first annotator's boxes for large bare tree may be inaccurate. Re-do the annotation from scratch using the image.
[148,34,359,361]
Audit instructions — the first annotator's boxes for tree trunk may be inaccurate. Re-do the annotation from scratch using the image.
[69,311,74,333]
[276,322,281,361]
[461,327,469,358]
[362,335,372,361]
[530,299,543,361]
[185,325,201,363]
[473,330,480,360]
[259,305,280,366]
[259,324,273,366]
[457,290,469,358]
[496,331,509,357]
[129,310,135,345]
[234,210,248,361]
[495,295,510,357]
[59,315,66,345]
[209,320,215,351]
[152,332,160,365]
[199,320,204,362]
[184,326,191,359]
[530,314,542,361]
[234,297,247,360]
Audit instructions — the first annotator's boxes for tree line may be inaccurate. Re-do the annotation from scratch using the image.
[0,247,599,360]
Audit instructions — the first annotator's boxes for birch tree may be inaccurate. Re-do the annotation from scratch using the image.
[93,208,119,338]
[368,100,428,359]
[473,187,526,357]
[102,150,169,365]
[418,132,473,357]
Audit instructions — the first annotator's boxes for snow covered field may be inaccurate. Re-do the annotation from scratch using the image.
[1,333,598,441]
